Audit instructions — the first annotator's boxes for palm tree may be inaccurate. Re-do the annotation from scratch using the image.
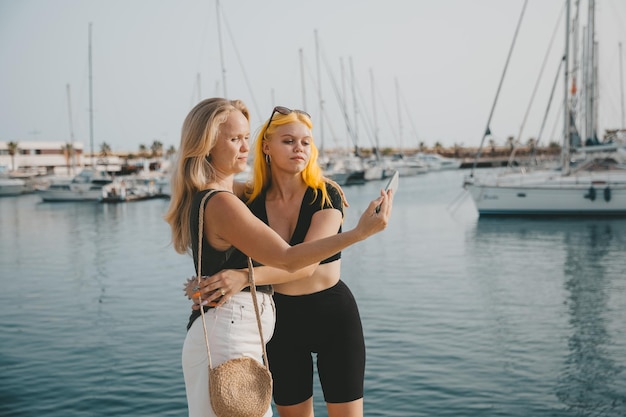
[489,139,496,156]
[138,144,148,158]
[99,142,111,157]
[62,143,74,175]
[166,145,176,158]
[150,140,163,158]
[7,141,18,171]
[506,136,515,151]
[453,143,462,158]
[97,142,112,169]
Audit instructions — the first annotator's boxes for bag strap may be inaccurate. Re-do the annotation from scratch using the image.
[196,190,269,370]
[247,257,270,367]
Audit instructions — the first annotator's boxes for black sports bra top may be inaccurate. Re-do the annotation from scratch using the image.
[247,182,343,264]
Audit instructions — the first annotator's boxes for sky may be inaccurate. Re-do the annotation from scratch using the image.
[1,0,625,154]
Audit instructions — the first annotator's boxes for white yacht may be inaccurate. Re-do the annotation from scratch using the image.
[414,153,462,171]
[39,168,114,202]
[465,0,626,216]
[0,177,26,196]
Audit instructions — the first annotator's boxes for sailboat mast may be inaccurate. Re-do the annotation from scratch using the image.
[196,72,202,102]
[88,22,94,166]
[585,0,597,142]
[618,42,626,130]
[395,77,402,150]
[562,0,571,174]
[370,69,379,152]
[299,48,307,112]
[341,57,348,143]
[350,57,358,154]
[216,0,227,97]
[66,84,76,173]
[315,30,324,152]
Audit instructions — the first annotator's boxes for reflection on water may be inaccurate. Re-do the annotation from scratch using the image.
[558,223,625,415]
[473,218,626,416]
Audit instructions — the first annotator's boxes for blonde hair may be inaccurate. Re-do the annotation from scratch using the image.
[164,98,250,254]
[246,109,331,208]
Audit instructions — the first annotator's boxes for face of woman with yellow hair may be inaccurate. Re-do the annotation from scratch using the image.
[263,119,312,175]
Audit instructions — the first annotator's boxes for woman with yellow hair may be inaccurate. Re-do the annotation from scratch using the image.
[193,105,376,417]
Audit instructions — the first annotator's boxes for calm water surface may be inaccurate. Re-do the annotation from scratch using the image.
[1,169,625,417]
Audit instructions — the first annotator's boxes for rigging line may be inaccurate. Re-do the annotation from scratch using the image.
[353,73,377,147]
[219,3,261,121]
[194,2,211,91]
[373,82,399,143]
[470,0,529,177]
[447,189,471,214]
[315,35,347,145]
[549,97,565,148]
[508,1,565,167]
[189,74,200,109]
[301,52,341,146]
[346,62,382,149]
[324,61,358,149]
[318,40,358,150]
[398,87,421,147]
[536,57,565,150]
[319,46,359,149]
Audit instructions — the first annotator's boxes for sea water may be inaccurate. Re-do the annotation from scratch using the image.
[1,169,625,417]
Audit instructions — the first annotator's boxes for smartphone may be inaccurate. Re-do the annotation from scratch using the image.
[376,170,399,213]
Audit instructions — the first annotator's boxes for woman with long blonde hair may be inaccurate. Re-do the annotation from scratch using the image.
[166,98,392,417]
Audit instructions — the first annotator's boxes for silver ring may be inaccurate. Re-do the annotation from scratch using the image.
[220,289,226,296]
[192,285,200,292]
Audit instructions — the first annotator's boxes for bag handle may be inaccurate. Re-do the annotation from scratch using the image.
[196,190,269,370]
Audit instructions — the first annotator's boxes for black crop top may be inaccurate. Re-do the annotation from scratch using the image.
[247,182,343,264]
[190,189,249,276]
[187,189,250,330]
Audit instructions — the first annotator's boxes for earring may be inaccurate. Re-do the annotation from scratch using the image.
[265,154,271,165]
[205,154,212,162]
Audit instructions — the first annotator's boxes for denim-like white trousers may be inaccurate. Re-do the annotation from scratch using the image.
[182,291,276,417]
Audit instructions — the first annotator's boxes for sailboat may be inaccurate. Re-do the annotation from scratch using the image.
[39,23,114,203]
[464,0,626,216]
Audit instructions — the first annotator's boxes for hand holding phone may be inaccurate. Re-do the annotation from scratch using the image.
[376,170,399,213]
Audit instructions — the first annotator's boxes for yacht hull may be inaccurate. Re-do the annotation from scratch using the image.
[466,177,626,216]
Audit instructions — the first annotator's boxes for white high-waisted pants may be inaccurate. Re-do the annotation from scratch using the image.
[182,291,275,417]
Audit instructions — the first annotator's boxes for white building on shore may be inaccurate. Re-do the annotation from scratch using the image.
[0,141,122,176]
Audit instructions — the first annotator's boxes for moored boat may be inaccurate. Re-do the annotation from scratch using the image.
[414,153,462,171]
[465,0,626,217]
[0,177,26,196]
[465,152,626,215]
[39,168,113,202]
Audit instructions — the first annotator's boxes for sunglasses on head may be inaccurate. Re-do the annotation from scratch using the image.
[265,106,311,131]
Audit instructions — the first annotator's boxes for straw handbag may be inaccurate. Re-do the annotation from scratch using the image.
[196,190,272,417]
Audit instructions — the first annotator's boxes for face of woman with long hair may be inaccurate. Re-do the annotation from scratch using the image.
[263,120,312,175]
[210,110,250,176]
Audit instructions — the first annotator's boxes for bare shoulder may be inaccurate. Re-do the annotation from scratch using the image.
[205,190,246,212]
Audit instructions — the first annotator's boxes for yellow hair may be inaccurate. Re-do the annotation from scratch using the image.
[246,110,332,208]
[164,98,250,254]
